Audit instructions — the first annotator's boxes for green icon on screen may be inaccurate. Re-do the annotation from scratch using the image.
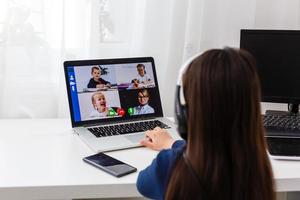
[128,107,134,115]
[108,108,116,116]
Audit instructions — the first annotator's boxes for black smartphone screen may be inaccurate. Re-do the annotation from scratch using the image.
[83,153,137,177]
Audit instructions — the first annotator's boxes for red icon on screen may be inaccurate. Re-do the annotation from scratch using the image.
[117,108,125,116]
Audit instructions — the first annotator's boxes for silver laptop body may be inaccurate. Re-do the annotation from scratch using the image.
[64,57,179,152]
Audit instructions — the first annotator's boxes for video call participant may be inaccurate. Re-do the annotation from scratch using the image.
[133,89,154,115]
[136,48,275,200]
[90,92,111,118]
[87,66,111,88]
[131,64,153,89]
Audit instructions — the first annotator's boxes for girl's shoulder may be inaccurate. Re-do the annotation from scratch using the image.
[156,140,186,168]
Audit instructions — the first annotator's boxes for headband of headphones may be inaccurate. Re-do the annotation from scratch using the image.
[176,52,203,107]
[175,52,202,140]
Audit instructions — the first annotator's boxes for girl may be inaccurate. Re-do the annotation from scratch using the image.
[90,92,109,118]
[137,48,275,200]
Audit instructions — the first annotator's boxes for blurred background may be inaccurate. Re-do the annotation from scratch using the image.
[0,0,299,118]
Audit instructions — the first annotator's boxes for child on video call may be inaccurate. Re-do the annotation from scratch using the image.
[87,65,111,88]
[90,92,110,118]
[131,64,153,88]
[133,89,154,115]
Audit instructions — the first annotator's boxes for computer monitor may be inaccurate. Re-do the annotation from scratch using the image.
[240,29,300,113]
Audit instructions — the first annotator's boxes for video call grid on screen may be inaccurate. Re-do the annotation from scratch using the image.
[66,61,163,123]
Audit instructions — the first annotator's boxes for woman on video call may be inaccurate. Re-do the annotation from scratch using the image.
[136,48,275,200]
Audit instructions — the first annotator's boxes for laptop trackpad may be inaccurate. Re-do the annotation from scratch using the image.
[125,134,145,143]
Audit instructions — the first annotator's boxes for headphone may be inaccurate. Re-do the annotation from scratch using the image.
[175,52,203,140]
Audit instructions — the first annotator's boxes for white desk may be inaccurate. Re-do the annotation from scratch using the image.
[0,119,300,200]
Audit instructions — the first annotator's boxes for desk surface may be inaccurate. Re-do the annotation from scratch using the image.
[0,119,300,199]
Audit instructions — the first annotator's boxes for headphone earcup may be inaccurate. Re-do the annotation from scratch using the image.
[175,86,188,140]
[178,105,188,140]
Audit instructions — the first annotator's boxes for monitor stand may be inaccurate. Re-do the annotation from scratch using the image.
[288,103,299,114]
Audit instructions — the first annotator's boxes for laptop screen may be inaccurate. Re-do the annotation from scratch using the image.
[64,57,163,127]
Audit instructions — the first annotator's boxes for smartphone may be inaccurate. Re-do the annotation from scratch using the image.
[83,153,137,177]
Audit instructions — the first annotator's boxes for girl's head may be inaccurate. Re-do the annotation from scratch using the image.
[91,92,106,112]
[91,66,101,80]
[183,48,262,147]
[166,48,274,200]
[137,64,146,76]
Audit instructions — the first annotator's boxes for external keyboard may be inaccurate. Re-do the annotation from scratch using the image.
[263,113,300,137]
[88,120,170,138]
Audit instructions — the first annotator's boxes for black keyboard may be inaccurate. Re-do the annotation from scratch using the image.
[263,113,300,137]
[88,120,171,138]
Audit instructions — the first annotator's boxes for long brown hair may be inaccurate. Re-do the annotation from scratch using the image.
[165,48,275,200]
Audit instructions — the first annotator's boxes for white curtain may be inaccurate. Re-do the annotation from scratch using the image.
[0,0,300,118]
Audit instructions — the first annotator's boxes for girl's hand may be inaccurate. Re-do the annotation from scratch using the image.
[140,127,175,151]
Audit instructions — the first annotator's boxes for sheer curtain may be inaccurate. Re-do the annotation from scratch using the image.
[0,0,300,118]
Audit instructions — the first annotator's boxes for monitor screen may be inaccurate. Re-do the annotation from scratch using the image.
[240,29,300,104]
[64,57,163,127]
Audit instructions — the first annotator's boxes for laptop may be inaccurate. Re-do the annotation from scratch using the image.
[64,57,179,152]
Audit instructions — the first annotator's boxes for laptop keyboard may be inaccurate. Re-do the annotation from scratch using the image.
[87,120,171,138]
